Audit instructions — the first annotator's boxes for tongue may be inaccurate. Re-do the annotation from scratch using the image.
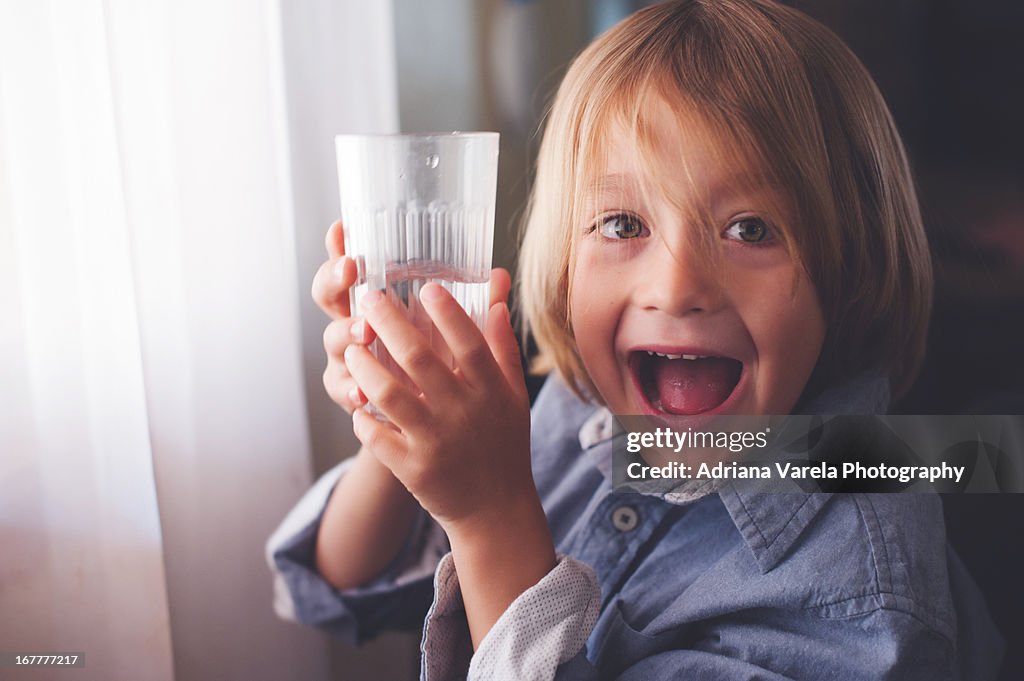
[652,356,741,415]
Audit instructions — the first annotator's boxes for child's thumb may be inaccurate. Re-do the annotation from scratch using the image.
[484,301,527,400]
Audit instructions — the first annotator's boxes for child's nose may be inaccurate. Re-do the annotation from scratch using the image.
[633,241,724,317]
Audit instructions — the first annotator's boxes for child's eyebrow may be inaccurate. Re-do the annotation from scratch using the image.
[708,176,783,211]
[585,172,783,215]
[586,174,637,195]
[582,174,642,207]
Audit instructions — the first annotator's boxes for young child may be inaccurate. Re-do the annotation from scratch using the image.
[268,1,1002,678]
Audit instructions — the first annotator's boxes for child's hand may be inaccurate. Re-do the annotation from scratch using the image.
[343,270,533,532]
[314,220,378,414]
[346,272,556,648]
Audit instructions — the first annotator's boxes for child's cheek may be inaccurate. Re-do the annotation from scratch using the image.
[731,265,825,413]
[570,247,618,324]
[571,249,631,403]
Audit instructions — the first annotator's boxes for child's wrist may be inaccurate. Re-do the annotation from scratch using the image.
[445,492,553,563]
[351,445,414,502]
[445,493,556,647]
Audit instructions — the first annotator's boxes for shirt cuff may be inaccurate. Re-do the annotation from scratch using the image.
[265,457,448,639]
[421,553,601,681]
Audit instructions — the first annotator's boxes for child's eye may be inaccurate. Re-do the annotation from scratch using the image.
[723,217,774,244]
[594,213,648,240]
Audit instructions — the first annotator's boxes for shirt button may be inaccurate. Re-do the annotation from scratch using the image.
[612,505,639,532]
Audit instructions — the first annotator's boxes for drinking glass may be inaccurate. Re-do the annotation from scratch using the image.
[335,132,499,419]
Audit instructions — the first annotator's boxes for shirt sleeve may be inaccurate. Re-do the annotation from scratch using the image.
[420,553,601,681]
[265,457,449,644]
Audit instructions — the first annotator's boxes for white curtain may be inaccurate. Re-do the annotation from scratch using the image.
[0,1,397,680]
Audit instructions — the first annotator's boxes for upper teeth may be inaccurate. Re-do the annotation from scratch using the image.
[646,351,704,360]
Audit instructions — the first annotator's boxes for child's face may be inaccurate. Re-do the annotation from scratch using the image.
[570,100,825,421]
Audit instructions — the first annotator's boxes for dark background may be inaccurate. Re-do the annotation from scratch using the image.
[785,4,1023,675]
[800,0,1024,417]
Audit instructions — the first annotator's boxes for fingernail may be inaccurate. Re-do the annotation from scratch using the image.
[362,289,383,308]
[420,283,446,302]
[348,386,364,405]
[344,344,359,363]
[333,257,348,280]
[350,318,364,342]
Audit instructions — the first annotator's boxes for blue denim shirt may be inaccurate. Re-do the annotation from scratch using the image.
[268,374,1003,679]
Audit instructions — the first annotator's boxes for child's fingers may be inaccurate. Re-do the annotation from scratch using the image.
[351,407,407,469]
[483,300,528,401]
[322,315,375,413]
[360,291,461,398]
[321,362,365,413]
[344,343,431,428]
[483,268,523,393]
[312,256,357,320]
[419,283,502,389]
[348,317,376,345]
[325,220,346,259]
[488,267,511,308]
[323,318,354,356]
[323,317,375,357]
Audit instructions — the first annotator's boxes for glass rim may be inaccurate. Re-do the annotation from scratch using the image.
[335,131,498,142]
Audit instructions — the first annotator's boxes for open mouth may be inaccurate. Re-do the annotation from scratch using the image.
[629,350,743,416]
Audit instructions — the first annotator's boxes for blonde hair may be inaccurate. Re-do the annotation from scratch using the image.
[517,0,932,402]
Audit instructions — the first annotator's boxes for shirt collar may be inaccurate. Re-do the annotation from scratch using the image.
[574,370,890,574]
[716,486,833,573]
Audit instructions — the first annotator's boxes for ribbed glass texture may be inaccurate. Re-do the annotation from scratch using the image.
[336,132,499,418]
